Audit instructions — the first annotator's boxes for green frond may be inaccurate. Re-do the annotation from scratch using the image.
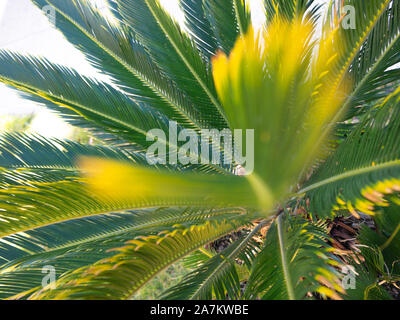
[231,0,252,37]
[0,145,262,239]
[324,200,399,300]
[0,207,244,299]
[324,0,393,79]
[106,0,124,22]
[0,51,172,151]
[20,94,145,154]
[79,157,271,212]
[113,0,229,129]
[203,0,251,55]
[0,0,397,301]
[338,250,393,300]
[321,0,395,123]
[337,201,400,300]
[300,87,400,218]
[179,0,219,61]
[34,0,220,131]
[244,215,344,300]
[31,0,237,173]
[212,21,347,198]
[339,0,400,119]
[0,161,252,239]
[0,132,147,187]
[0,133,141,171]
[0,51,233,174]
[359,201,400,276]
[160,221,264,300]
[24,220,245,300]
[0,178,100,238]
[264,0,322,25]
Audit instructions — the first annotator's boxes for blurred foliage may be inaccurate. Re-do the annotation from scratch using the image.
[0,113,101,145]
[0,114,35,133]
[133,260,191,300]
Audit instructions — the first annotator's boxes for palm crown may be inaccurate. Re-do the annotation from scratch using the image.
[0,0,399,300]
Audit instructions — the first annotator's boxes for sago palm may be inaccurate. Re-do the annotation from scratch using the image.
[0,0,399,300]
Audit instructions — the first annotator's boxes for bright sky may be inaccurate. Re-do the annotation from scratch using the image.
[0,0,325,139]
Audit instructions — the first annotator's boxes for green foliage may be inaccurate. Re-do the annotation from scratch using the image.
[244,215,343,300]
[341,252,394,300]
[160,222,262,300]
[359,202,400,276]
[0,0,399,300]
[133,260,191,300]
[264,0,322,24]
[0,51,173,153]
[301,88,400,218]
[0,114,34,133]
[113,0,229,129]
[203,0,251,55]
[24,219,245,299]
[340,201,400,300]
[323,0,400,121]
[179,0,219,60]
[0,207,236,299]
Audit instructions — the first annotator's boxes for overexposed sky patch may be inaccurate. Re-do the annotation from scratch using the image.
[0,1,7,22]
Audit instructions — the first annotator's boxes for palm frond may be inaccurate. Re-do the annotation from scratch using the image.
[300,87,400,218]
[358,201,400,276]
[0,207,243,299]
[212,20,347,197]
[320,0,395,123]
[0,0,398,301]
[203,0,251,55]
[106,0,124,22]
[160,220,264,300]
[338,201,400,300]
[24,220,245,300]
[0,133,141,171]
[0,128,255,238]
[338,0,400,119]
[113,0,229,129]
[0,51,171,151]
[339,250,393,300]
[244,215,344,300]
[79,157,271,211]
[179,0,219,61]
[34,0,214,130]
[0,159,252,239]
[0,51,232,174]
[21,93,146,154]
[0,132,147,187]
[264,0,322,25]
